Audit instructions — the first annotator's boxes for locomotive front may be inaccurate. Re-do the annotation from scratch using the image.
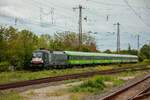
[31,51,44,67]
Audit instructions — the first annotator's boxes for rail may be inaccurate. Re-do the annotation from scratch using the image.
[100,75,150,100]
[0,64,149,90]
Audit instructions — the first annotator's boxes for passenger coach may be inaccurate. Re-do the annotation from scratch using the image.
[31,50,138,68]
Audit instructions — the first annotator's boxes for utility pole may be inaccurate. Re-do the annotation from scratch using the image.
[73,5,85,47]
[50,8,54,24]
[14,17,18,26]
[147,40,150,45]
[137,34,140,50]
[114,22,120,53]
[40,7,43,26]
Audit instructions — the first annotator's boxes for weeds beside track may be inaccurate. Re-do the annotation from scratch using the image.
[0,64,150,91]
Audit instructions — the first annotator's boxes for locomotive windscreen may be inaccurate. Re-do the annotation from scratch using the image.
[32,52,43,58]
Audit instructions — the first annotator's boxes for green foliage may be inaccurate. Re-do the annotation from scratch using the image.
[110,44,138,55]
[113,49,138,55]
[0,26,38,69]
[0,26,96,71]
[139,44,150,61]
[48,32,96,52]
[141,59,150,64]
[16,30,38,68]
[103,49,111,53]
[0,61,10,72]
[71,76,105,93]
[113,78,124,86]
[70,75,125,93]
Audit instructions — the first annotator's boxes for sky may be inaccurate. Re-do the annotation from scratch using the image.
[0,0,150,51]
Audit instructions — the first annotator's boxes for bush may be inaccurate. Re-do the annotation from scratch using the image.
[0,61,10,72]
[71,76,105,93]
[142,59,150,64]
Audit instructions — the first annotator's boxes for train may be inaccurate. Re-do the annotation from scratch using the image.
[30,49,138,68]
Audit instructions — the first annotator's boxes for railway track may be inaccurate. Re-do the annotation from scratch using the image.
[100,75,150,100]
[128,85,150,100]
[0,64,150,91]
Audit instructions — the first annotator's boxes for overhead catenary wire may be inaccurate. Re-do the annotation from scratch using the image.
[87,0,150,30]
[89,0,150,9]
[30,1,74,21]
[0,0,150,50]
[123,0,150,29]
[20,0,78,28]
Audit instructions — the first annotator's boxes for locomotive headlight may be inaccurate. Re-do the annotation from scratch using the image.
[31,58,44,64]
[40,59,44,63]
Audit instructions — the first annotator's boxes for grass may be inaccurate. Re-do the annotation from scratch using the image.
[68,75,126,100]
[70,75,125,93]
[0,64,131,84]
[67,70,148,100]
[70,76,106,93]
[7,70,147,100]
[141,59,150,64]
[0,63,149,84]
[0,67,98,84]
[0,91,23,100]
[70,69,149,94]
[0,65,148,100]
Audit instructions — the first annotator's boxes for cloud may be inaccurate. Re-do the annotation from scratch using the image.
[0,0,150,50]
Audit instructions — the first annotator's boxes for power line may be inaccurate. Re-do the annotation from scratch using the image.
[26,0,76,22]
[21,1,76,31]
[0,12,69,32]
[89,0,150,9]
[123,0,150,28]
[33,0,77,31]
[32,0,72,15]
[88,0,150,29]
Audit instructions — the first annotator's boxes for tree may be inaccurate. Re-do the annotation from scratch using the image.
[103,49,111,53]
[0,26,18,63]
[16,30,38,68]
[38,34,51,49]
[139,44,150,61]
[0,26,97,70]
[128,44,131,52]
[48,32,97,52]
[0,26,6,61]
[4,27,18,67]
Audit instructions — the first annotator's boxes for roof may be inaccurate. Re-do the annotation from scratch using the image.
[35,50,50,53]
[64,51,138,58]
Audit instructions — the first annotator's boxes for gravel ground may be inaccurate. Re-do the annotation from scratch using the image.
[113,76,150,100]
[20,70,150,100]
[86,71,150,100]
[96,74,150,100]
[21,81,83,100]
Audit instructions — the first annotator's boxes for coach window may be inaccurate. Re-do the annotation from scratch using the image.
[69,56,71,60]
